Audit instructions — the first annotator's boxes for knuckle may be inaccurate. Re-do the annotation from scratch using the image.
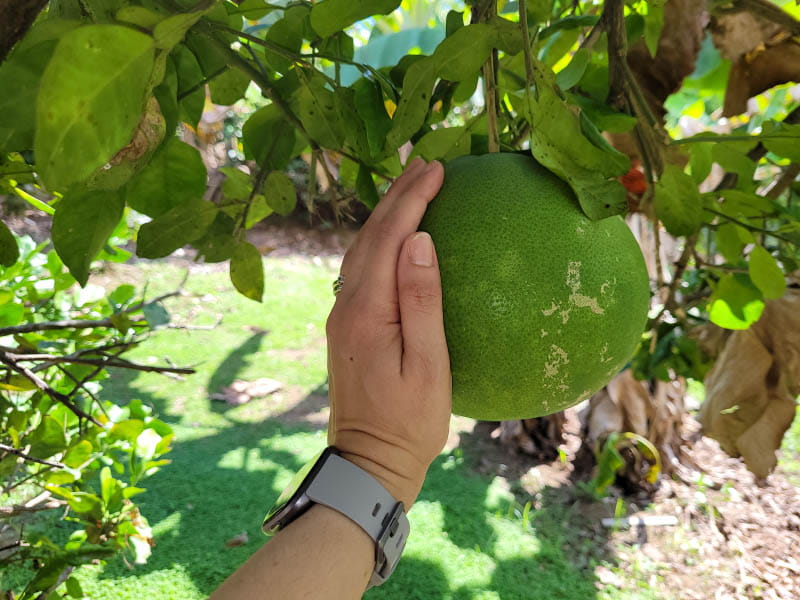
[370,220,397,243]
[401,282,441,312]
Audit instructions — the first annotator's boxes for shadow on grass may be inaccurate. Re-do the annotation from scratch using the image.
[207,330,268,415]
[96,364,615,599]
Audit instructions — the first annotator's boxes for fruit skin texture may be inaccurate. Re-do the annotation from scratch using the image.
[419,153,650,420]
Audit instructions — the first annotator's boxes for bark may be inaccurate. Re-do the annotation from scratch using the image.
[0,0,49,64]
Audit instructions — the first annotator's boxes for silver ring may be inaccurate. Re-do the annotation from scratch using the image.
[333,274,345,296]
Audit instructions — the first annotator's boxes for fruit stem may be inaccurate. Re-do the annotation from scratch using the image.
[474,0,500,152]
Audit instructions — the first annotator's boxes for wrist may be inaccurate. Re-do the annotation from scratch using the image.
[339,451,424,509]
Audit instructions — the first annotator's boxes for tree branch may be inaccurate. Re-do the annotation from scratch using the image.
[0,352,103,427]
[718,0,800,36]
[0,0,48,64]
[9,354,195,375]
[0,444,65,469]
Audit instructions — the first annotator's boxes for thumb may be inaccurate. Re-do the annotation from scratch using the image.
[397,231,449,377]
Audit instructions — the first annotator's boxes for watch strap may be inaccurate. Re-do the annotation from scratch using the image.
[305,453,410,587]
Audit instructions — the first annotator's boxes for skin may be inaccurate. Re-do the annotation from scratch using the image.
[209,158,452,600]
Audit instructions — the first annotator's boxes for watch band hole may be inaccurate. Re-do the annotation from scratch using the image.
[372,503,381,517]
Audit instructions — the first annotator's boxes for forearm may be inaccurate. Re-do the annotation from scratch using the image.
[209,504,374,600]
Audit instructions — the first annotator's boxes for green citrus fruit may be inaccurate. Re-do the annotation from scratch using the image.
[419,153,650,420]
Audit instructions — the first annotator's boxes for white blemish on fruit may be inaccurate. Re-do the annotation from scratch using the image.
[542,302,558,316]
[544,344,569,379]
[564,261,604,316]
[541,329,548,338]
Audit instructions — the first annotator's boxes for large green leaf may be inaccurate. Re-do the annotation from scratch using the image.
[748,245,786,300]
[715,222,751,263]
[353,78,392,160]
[433,24,494,82]
[654,165,703,236]
[264,6,308,73]
[0,220,19,267]
[0,20,79,152]
[708,273,765,330]
[264,172,297,216]
[310,0,401,39]
[385,57,438,152]
[518,58,629,221]
[242,104,297,171]
[174,44,205,127]
[29,416,68,459]
[292,74,346,148]
[229,241,264,302]
[153,2,214,50]
[137,198,217,258]
[409,127,471,161]
[35,25,155,191]
[52,189,125,286]
[126,139,207,218]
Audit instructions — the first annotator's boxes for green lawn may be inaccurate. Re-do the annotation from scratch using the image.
[6,258,797,599]
[56,260,610,599]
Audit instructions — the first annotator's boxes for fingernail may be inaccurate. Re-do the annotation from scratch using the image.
[409,232,434,267]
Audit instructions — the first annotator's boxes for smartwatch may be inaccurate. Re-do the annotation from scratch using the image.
[262,446,410,588]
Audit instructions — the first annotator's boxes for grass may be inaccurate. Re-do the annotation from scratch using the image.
[4,259,608,599]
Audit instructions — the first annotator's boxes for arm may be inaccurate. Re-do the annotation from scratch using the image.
[210,157,451,600]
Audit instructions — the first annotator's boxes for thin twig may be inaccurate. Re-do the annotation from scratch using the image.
[766,163,800,199]
[0,444,65,469]
[9,354,195,375]
[0,352,102,426]
[704,208,796,245]
[519,0,535,108]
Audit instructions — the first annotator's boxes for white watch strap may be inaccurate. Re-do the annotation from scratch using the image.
[305,453,410,587]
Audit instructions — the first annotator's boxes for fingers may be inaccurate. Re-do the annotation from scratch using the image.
[357,161,444,308]
[396,231,449,378]
[334,159,443,307]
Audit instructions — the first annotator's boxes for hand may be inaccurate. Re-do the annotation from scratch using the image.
[325,158,452,509]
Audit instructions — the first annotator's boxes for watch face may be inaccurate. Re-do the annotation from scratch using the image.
[262,447,337,534]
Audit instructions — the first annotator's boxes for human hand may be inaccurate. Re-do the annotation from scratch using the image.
[325,158,451,509]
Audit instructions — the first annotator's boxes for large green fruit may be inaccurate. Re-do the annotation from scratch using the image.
[419,153,650,420]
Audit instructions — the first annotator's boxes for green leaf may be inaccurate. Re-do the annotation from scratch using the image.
[446,10,465,37]
[712,144,755,184]
[748,245,786,300]
[264,7,307,73]
[126,139,207,218]
[433,24,494,82]
[264,172,297,216]
[353,78,392,160]
[65,576,85,599]
[567,93,637,133]
[0,220,19,267]
[516,59,630,221]
[555,48,590,90]
[35,25,155,191]
[385,57,438,151]
[356,164,380,210]
[715,222,752,263]
[52,189,125,286]
[654,165,703,236]
[0,304,24,328]
[220,166,252,201]
[688,142,713,183]
[718,189,774,217]
[109,419,145,442]
[293,74,346,148]
[153,2,214,50]
[0,21,78,152]
[409,127,471,161]
[242,104,297,171]
[208,66,251,105]
[143,301,170,327]
[194,212,237,262]
[643,3,664,57]
[488,16,523,56]
[63,440,93,469]
[310,0,401,39]
[29,416,68,459]
[708,273,765,330]
[245,195,274,229]
[174,45,205,127]
[229,242,264,302]
[761,120,800,162]
[137,199,217,258]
